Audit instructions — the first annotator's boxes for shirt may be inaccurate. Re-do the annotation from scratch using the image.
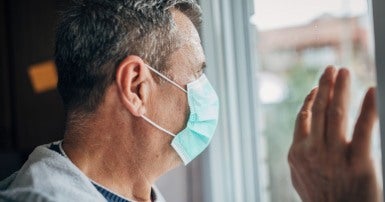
[49,141,160,202]
[0,141,165,202]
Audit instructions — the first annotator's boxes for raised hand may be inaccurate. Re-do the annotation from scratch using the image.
[288,66,380,202]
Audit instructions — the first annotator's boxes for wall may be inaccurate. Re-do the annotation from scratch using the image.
[0,0,69,179]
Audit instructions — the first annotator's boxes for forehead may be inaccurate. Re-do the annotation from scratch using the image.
[166,9,205,82]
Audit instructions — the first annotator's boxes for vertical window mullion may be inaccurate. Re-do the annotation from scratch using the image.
[372,0,385,196]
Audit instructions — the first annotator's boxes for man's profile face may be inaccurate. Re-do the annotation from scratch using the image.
[145,9,206,162]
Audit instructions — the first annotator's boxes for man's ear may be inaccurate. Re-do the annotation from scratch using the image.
[115,55,151,117]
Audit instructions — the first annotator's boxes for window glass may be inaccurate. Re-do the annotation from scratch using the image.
[251,0,381,201]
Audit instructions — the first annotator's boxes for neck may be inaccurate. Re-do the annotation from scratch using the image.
[61,112,176,201]
[62,134,153,201]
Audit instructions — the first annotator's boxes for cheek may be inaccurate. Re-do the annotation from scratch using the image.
[177,94,189,123]
[167,92,189,132]
[165,91,186,113]
[157,88,189,133]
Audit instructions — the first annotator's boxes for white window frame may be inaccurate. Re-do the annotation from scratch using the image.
[199,0,263,201]
[372,0,385,198]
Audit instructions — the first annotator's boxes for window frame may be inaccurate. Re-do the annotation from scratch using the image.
[372,0,385,198]
[200,0,263,201]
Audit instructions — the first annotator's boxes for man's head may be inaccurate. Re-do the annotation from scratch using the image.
[55,0,202,113]
[56,0,208,168]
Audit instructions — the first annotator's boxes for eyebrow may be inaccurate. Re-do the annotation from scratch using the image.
[201,62,207,70]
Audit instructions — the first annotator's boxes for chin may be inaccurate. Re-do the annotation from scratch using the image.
[167,154,183,171]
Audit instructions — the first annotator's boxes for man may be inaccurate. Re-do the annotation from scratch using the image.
[1,0,213,201]
[0,0,380,202]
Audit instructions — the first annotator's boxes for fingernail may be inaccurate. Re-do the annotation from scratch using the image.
[325,65,335,73]
[311,86,319,93]
[368,87,376,96]
[323,67,335,81]
[340,68,349,74]
[324,66,336,77]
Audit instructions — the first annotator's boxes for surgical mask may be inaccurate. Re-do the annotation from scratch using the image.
[141,65,219,165]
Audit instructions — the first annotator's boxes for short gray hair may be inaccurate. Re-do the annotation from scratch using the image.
[55,0,202,112]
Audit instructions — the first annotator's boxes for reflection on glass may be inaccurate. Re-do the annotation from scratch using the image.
[252,0,380,201]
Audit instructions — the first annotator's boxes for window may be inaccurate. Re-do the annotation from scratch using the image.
[199,0,382,201]
[252,0,381,201]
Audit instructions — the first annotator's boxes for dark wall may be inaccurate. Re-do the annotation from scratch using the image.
[0,0,12,150]
[0,0,69,178]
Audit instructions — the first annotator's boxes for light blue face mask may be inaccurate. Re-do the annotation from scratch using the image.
[141,65,219,165]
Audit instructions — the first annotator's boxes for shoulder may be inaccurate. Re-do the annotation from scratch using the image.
[0,188,53,202]
[0,142,106,202]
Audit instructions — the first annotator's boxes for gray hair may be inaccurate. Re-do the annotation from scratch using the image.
[55,0,202,112]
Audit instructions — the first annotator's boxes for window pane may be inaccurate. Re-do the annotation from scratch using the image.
[252,0,381,201]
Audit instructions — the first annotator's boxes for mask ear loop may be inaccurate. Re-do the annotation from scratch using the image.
[141,115,176,137]
[141,64,187,137]
[145,65,187,93]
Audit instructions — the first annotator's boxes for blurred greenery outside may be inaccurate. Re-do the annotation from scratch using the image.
[262,64,319,202]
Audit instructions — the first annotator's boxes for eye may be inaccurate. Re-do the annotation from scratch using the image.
[195,69,204,78]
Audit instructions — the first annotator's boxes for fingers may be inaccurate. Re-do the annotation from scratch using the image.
[326,68,351,146]
[310,66,337,144]
[351,88,378,157]
[293,87,318,143]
